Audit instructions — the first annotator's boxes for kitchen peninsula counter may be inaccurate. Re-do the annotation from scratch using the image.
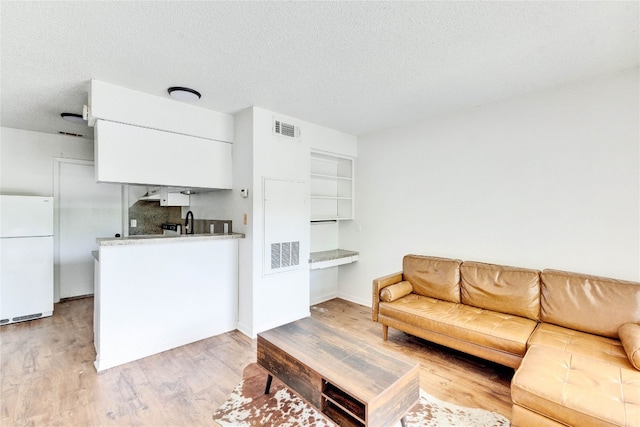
[93,232,242,371]
[97,232,244,246]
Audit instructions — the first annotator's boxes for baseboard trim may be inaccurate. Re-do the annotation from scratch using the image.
[310,292,338,306]
[336,292,371,308]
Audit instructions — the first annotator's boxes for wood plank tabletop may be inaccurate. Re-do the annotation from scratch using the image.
[258,316,419,403]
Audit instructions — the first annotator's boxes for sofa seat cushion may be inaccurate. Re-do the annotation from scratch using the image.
[530,323,630,366]
[512,345,640,427]
[379,293,536,356]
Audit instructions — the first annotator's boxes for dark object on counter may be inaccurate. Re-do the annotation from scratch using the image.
[185,211,194,234]
[161,223,181,232]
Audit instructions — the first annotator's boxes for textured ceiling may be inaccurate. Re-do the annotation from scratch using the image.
[1,1,638,140]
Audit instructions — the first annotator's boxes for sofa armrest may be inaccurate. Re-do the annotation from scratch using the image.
[372,272,403,321]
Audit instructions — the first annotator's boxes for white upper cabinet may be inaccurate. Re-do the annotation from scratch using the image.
[88,80,234,143]
[95,120,232,189]
[89,79,234,189]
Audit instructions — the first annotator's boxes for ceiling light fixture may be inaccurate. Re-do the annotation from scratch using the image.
[167,87,201,102]
[60,112,87,124]
[58,131,83,137]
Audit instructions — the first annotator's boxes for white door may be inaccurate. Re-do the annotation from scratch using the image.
[57,160,122,299]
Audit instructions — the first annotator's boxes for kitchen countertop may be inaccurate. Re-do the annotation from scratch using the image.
[97,232,245,246]
[309,249,359,264]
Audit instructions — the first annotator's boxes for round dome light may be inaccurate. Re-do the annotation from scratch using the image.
[60,113,86,124]
[167,87,201,102]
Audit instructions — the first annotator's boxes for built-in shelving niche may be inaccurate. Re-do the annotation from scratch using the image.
[311,152,354,221]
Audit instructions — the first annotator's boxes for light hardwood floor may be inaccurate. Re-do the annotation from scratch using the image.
[1,297,513,426]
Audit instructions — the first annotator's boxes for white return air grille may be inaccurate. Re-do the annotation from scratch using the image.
[271,241,300,270]
[274,120,301,138]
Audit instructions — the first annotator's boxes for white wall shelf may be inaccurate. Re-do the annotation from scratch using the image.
[310,151,354,221]
[309,249,359,270]
[310,173,353,181]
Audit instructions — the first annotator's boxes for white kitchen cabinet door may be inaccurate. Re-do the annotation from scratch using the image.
[94,120,233,189]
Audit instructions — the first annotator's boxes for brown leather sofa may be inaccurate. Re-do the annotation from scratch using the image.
[372,255,640,427]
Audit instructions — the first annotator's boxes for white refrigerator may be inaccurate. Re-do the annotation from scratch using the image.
[0,195,54,325]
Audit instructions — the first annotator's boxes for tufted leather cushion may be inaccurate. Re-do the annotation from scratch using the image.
[619,323,640,370]
[460,261,541,321]
[512,345,640,426]
[402,255,462,303]
[541,269,640,339]
[529,323,629,365]
[380,281,413,302]
[379,294,536,356]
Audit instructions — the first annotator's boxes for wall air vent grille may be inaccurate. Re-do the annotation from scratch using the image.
[270,241,300,270]
[291,241,299,266]
[12,313,42,322]
[281,242,291,267]
[271,243,281,270]
[273,120,300,138]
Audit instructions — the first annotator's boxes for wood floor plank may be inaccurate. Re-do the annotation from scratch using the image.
[1,296,513,425]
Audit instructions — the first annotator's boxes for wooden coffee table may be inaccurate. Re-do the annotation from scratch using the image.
[257,317,420,427]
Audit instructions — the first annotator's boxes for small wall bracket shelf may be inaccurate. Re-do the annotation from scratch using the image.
[309,249,359,270]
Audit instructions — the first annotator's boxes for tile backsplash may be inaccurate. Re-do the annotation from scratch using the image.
[189,219,232,234]
[128,201,232,235]
[128,201,181,235]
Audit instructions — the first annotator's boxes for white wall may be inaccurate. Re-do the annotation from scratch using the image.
[228,108,255,334]
[339,68,640,306]
[247,107,311,335]
[1,127,94,195]
[196,107,312,337]
[199,106,357,337]
[310,221,339,304]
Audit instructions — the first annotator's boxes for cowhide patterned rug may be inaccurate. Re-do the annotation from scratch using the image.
[212,363,510,427]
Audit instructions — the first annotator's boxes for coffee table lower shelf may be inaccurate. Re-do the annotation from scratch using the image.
[322,379,367,426]
[264,373,404,427]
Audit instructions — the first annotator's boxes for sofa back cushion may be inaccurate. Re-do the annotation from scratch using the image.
[403,255,462,303]
[460,261,541,321]
[541,269,640,339]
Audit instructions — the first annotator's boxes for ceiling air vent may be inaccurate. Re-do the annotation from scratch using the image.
[273,120,300,138]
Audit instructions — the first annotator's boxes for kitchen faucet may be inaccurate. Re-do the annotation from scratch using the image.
[185,210,194,234]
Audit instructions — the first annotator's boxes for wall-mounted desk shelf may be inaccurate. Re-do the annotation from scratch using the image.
[309,249,359,270]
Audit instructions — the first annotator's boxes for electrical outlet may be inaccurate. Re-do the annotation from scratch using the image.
[130,219,137,228]
[243,213,248,225]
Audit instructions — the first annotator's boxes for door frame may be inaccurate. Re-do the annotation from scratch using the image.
[53,157,126,302]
